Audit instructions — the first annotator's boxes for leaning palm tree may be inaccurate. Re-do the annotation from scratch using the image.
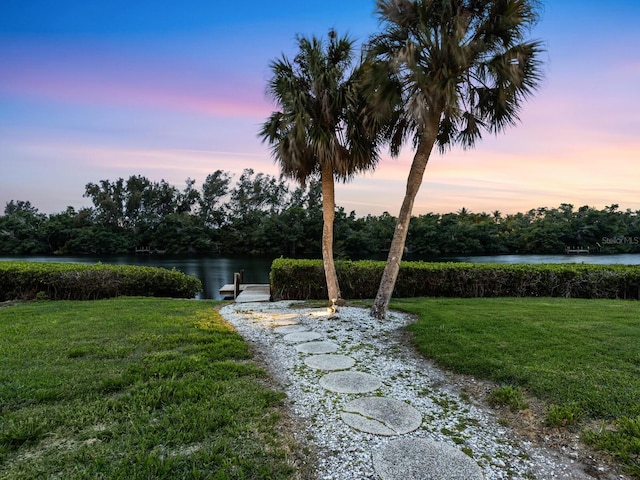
[260,30,383,304]
[367,0,544,318]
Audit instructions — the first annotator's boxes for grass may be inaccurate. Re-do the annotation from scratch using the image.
[391,297,640,476]
[487,385,529,412]
[3,295,640,477]
[0,297,301,479]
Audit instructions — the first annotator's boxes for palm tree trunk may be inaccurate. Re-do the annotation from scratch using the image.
[321,163,341,303]
[371,126,439,319]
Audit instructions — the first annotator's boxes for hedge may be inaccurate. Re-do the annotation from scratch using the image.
[270,258,640,301]
[0,262,202,301]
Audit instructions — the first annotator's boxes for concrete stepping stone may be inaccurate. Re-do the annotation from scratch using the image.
[268,313,301,327]
[341,397,422,435]
[270,313,299,321]
[304,354,355,371]
[295,341,339,354]
[373,438,483,480]
[283,331,322,343]
[273,324,307,335]
[319,371,381,394]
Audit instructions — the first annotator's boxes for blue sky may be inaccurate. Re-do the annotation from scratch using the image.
[1,1,639,216]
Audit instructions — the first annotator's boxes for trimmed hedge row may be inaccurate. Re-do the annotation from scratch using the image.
[0,262,202,301]
[270,258,640,301]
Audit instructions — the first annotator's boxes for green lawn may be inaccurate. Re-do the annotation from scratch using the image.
[3,296,639,478]
[391,297,640,476]
[0,298,301,479]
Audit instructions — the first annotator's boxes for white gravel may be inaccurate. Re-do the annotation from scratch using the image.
[219,301,628,480]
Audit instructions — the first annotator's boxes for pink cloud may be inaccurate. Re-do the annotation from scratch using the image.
[1,42,271,119]
[3,29,638,218]
[345,92,640,216]
[2,70,271,119]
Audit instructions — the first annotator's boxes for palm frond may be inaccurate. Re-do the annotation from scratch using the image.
[367,0,545,151]
[259,30,384,185]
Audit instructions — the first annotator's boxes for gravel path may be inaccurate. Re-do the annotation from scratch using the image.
[219,301,628,480]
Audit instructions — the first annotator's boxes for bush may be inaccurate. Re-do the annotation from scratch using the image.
[0,262,202,301]
[270,258,640,300]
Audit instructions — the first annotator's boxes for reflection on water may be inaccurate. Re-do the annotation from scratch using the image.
[0,255,275,300]
[2,253,639,300]
[442,253,640,265]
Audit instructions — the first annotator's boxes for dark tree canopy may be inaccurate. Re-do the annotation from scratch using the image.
[1,172,638,258]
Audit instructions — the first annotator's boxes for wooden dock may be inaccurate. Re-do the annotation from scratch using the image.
[219,270,271,302]
[219,283,271,302]
[565,246,590,254]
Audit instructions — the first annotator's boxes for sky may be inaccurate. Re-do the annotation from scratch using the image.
[1,0,639,217]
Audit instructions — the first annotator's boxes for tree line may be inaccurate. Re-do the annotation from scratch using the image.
[2,170,638,257]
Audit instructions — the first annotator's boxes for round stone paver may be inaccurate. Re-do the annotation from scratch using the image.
[283,331,323,343]
[267,313,301,326]
[304,354,355,371]
[341,397,422,435]
[319,371,381,394]
[295,341,339,354]
[373,438,483,480]
[273,324,307,335]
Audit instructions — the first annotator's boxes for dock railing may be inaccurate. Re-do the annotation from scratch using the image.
[233,270,244,299]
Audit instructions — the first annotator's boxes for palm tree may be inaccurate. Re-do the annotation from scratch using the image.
[260,30,383,304]
[367,0,544,318]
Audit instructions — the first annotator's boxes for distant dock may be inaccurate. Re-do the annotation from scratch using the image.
[565,246,590,254]
[135,246,167,254]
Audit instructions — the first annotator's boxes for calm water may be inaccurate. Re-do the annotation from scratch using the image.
[0,255,275,300]
[442,253,640,265]
[2,253,639,299]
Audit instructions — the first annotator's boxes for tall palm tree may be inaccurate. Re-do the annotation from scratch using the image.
[260,30,383,304]
[367,0,544,318]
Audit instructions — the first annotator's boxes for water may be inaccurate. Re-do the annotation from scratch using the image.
[2,253,639,299]
[0,255,275,300]
[441,253,640,265]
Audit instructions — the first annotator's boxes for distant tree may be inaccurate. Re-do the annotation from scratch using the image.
[222,169,289,253]
[199,170,231,228]
[123,175,152,228]
[177,178,201,214]
[84,178,127,228]
[149,180,180,218]
[4,200,39,216]
[366,0,545,318]
[227,169,288,218]
[408,213,441,255]
[0,201,47,254]
[260,29,384,304]
[43,207,81,254]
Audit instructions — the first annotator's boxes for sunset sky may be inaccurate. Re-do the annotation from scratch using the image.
[1,0,639,217]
